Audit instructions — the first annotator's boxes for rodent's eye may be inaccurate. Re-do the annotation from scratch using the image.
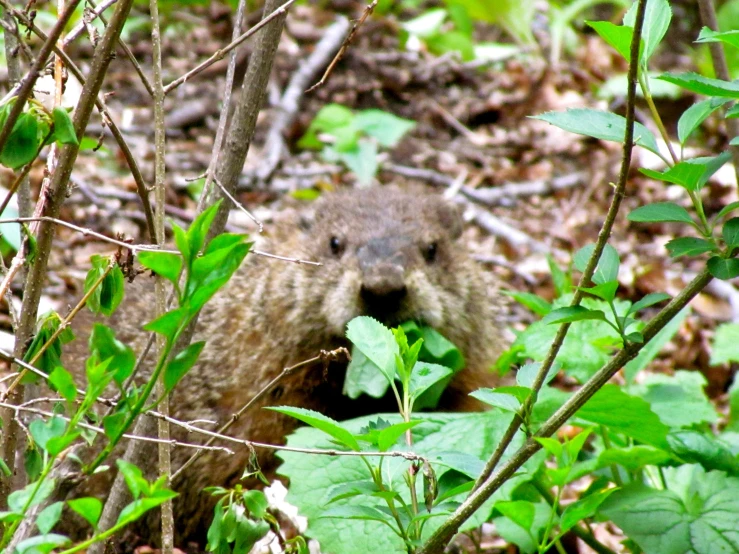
[423,242,438,263]
[329,236,343,256]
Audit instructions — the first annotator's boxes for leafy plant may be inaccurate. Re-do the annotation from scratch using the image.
[298,104,415,186]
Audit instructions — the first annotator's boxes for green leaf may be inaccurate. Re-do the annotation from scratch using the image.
[319,505,393,525]
[711,322,739,365]
[470,388,524,413]
[117,491,178,527]
[578,385,669,448]
[376,421,421,452]
[532,109,660,155]
[641,153,731,192]
[696,26,739,49]
[8,478,56,512]
[85,256,125,316]
[343,347,391,400]
[495,500,535,530]
[501,290,551,315]
[625,306,689,382]
[48,366,77,404]
[665,237,715,258]
[708,256,739,280]
[29,416,66,452]
[1,112,40,169]
[627,202,695,225]
[51,107,78,145]
[46,431,80,456]
[138,251,182,285]
[723,217,739,248]
[163,341,205,393]
[516,362,559,388]
[678,98,730,145]
[599,465,739,554]
[628,292,670,315]
[267,406,360,451]
[541,306,607,325]
[116,459,146,499]
[409,362,453,407]
[36,501,64,533]
[143,307,187,341]
[354,110,415,148]
[597,445,672,472]
[334,140,378,186]
[573,243,620,285]
[23,311,74,378]
[667,431,738,475]
[0,199,21,250]
[346,316,398,384]
[579,281,618,302]
[15,533,70,554]
[586,21,633,61]
[494,501,551,554]
[560,489,616,533]
[658,71,739,98]
[298,104,356,150]
[68,497,103,528]
[187,201,221,260]
[186,243,251,312]
[630,370,718,428]
[717,201,739,221]
[547,254,571,296]
[623,0,671,62]
[89,323,136,387]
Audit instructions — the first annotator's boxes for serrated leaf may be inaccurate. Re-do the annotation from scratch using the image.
[268,406,360,451]
[560,489,616,533]
[623,0,671,62]
[346,316,398,384]
[628,202,695,225]
[658,72,739,98]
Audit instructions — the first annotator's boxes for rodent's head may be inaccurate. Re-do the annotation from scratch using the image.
[296,187,477,339]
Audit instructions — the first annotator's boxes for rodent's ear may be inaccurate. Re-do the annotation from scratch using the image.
[435,200,463,240]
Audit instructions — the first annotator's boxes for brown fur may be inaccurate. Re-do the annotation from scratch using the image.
[61,186,505,547]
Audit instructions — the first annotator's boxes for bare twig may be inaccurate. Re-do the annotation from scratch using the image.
[258,16,350,180]
[162,0,297,95]
[212,176,263,232]
[305,1,377,93]
[173,348,349,481]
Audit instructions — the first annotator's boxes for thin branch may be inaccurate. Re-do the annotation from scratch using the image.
[162,0,297,95]
[305,1,377,93]
[172,347,349,481]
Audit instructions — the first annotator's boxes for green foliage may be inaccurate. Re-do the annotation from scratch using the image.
[84,255,125,316]
[0,99,78,170]
[298,104,414,185]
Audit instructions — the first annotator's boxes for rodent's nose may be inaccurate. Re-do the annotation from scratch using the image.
[360,264,407,316]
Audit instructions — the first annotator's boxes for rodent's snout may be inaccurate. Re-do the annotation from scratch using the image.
[360,267,408,317]
[357,236,411,321]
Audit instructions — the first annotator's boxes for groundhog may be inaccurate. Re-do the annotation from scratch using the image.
[60,185,506,548]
